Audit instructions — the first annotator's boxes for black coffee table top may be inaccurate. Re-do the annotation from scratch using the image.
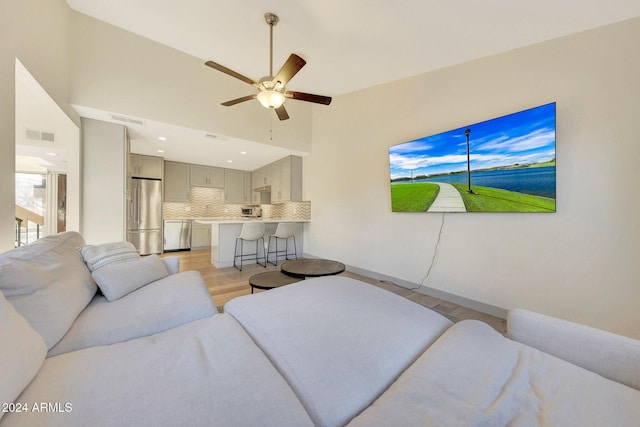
[249,270,303,292]
[281,259,346,278]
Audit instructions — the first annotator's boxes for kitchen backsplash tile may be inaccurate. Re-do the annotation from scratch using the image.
[163,187,310,220]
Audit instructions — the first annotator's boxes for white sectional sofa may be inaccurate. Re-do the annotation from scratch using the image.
[1,232,639,426]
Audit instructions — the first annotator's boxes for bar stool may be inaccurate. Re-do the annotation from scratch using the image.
[266,222,299,266]
[233,222,266,271]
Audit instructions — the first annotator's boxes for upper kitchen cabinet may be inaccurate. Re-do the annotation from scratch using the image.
[129,154,163,179]
[224,169,252,204]
[251,163,273,204]
[190,164,224,188]
[271,155,302,203]
[252,163,272,190]
[164,161,190,202]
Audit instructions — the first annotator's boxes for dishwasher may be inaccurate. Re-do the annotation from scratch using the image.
[163,220,192,252]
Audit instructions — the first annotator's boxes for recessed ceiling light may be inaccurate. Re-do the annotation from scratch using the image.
[240,151,247,155]
[157,149,165,153]
[158,136,167,141]
[46,152,56,156]
[227,160,233,163]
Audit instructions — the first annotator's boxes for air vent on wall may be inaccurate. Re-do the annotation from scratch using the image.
[41,132,55,142]
[110,114,145,126]
[25,129,55,142]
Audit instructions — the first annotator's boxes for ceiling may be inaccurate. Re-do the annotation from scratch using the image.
[72,105,307,171]
[61,0,640,170]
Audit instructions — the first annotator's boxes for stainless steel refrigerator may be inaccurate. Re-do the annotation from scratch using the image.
[127,178,162,255]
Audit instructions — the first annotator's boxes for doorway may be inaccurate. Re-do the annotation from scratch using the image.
[14,59,79,247]
[57,174,67,233]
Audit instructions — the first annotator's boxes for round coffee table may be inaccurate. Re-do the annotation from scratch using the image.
[280,259,346,278]
[249,270,303,293]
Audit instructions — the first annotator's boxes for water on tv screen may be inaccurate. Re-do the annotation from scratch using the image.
[389,102,556,213]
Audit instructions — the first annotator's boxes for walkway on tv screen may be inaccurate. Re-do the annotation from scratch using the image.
[427,183,466,212]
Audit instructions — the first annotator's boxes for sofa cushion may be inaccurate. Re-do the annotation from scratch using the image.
[225,276,453,427]
[90,255,170,301]
[348,320,640,427]
[0,232,97,349]
[78,241,139,271]
[48,270,217,357]
[161,256,179,274]
[0,291,47,421]
[3,314,314,427]
[507,308,640,390]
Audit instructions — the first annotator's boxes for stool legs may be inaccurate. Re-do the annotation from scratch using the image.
[234,236,266,271]
[267,235,298,266]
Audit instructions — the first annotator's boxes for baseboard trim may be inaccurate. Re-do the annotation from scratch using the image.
[303,253,507,319]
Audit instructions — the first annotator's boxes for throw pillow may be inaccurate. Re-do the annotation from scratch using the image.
[90,255,170,301]
[0,290,47,420]
[0,231,97,350]
[79,241,140,272]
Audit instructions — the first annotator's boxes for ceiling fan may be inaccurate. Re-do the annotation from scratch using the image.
[205,12,331,121]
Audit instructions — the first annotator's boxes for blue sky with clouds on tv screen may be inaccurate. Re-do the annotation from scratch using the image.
[389,103,556,180]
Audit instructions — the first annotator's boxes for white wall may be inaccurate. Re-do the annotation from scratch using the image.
[0,0,79,251]
[307,18,640,338]
[80,118,127,244]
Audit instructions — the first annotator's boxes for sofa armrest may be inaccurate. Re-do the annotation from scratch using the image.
[507,309,640,390]
[161,257,180,274]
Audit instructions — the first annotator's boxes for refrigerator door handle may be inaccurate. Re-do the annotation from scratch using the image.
[133,181,139,229]
[128,184,135,228]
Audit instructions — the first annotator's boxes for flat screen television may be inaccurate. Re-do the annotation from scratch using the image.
[389,102,556,213]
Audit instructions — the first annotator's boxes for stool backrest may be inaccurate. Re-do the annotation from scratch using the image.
[273,222,299,239]
[239,222,266,241]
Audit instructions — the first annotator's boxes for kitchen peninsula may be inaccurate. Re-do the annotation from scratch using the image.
[196,218,309,268]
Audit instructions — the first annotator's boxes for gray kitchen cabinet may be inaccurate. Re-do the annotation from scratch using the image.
[252,164,272,188]
[164,161,190,202]
[224,169,251,204]
[251,167,262,204]
[190,164,224,188]
[271,155,302,203]
[129,154,163,179]
[191,220,211,250]
[252,164,274,204]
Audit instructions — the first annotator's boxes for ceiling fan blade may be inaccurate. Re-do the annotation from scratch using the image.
[205,61,258,87]
[221,94,256,106]
[275,105,289,121]
[286,91,332,105]
[272,54,306,87]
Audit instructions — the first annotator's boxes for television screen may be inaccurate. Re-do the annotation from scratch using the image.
[389,102,556,213]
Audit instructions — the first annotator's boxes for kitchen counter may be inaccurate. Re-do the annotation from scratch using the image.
[196,219,308,268]
[195,218,309,225]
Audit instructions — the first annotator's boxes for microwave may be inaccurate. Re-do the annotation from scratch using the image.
[241,206,262,217]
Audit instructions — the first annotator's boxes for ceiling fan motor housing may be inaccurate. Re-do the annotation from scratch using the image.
[264,13,279,26]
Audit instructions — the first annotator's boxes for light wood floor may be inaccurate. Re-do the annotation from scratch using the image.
[161,249,507,334]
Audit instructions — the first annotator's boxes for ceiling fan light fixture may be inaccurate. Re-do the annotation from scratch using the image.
[205,12,331,120]
[257,89,285,109]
